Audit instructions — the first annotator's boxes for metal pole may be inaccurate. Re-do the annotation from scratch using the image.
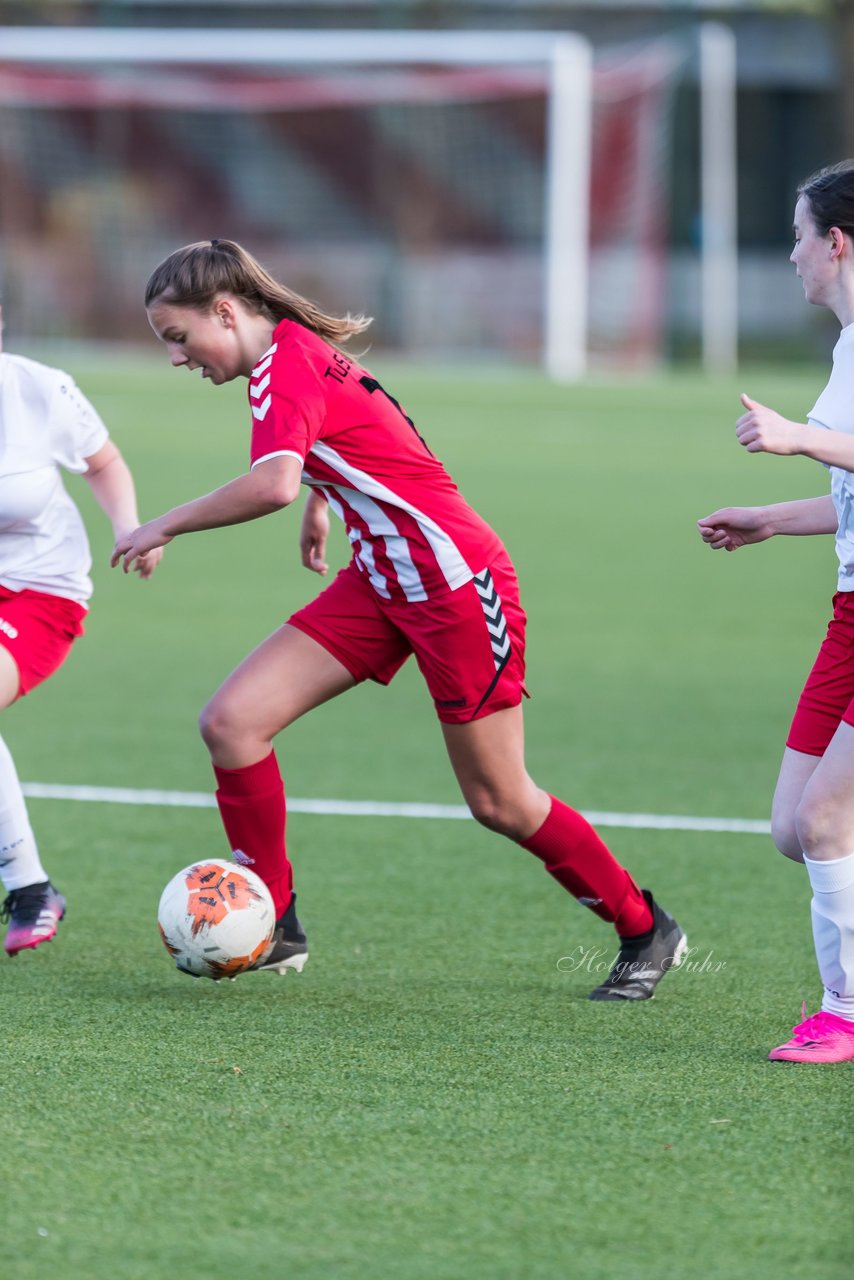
[700,22,738,375]
[544,34,593,382]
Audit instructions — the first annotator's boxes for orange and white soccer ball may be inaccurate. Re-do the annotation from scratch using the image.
[157,859,275,980]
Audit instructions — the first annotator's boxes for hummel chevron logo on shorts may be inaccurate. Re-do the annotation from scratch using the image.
[473,568,511,673]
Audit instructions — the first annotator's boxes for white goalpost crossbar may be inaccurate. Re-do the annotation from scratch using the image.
[0,26,593,380]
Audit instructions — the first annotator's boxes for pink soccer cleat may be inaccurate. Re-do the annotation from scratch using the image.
[2,881,66,956]
[768,1003,854,1063]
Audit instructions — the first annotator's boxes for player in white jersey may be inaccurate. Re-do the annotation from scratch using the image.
[113,239,688,1001]
[0,308,163,956]
[699,159,854,1062]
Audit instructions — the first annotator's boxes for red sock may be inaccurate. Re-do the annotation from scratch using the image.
[212,750,293,919]
[520,795,653,936]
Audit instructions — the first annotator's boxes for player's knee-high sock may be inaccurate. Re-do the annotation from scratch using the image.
[213,750,293,919]
[0,732,48,892]
[804,851,854,1021]
[519,795,653,937]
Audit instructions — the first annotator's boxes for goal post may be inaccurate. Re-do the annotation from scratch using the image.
[0,26,592,379]
[0,26,686,377]
[545,37,593,383]
[699,22,738,376]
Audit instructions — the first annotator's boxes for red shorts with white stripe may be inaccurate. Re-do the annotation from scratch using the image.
[787,590,854,756]
[288,547,528,724]
[0,585,86,697]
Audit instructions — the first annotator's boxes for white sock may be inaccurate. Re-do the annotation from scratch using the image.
[803,851,854,1021]
[0,732,48,891]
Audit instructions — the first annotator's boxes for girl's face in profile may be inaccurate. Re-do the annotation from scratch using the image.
[147,298,243,384]
[790,195,844,310]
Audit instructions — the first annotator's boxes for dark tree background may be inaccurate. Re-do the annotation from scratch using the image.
[833,0,854,154]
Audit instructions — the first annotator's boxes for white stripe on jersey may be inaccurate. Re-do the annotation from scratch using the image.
[308,473,426,600]
[251,449,304,470]
[322,486,390,598]
[340,488,425,601]
[308,441,472,593]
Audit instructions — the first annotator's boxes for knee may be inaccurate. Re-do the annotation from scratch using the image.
[794,794,834,860]
[770,812,805,863]
[198,694,240,754]
[465,784,547,841]
[467,789,509,834]
[466,787,530,839]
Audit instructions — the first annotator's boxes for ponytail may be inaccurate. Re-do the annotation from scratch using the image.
[144,239,372,345]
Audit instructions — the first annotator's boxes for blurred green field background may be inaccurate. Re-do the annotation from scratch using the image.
[1,359,849,1279]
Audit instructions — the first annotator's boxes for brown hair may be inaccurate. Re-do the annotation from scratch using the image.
[144,239,372,345]
[798,160,854,239]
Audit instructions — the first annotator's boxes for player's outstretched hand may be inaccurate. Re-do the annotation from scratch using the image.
[111,519,173,576]
[697,505,775,552]
[736,393,802,455]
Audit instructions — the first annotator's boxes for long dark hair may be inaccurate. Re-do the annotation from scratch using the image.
[144,239,372,345]
[798,160,854,238]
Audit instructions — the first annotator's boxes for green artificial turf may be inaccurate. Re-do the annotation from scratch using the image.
[1,360,849,1279]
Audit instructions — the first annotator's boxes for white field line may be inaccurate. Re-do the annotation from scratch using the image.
[20,781,771,836]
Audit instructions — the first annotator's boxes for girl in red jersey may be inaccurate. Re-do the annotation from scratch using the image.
[114,239,686,998]
[0,306,163,956]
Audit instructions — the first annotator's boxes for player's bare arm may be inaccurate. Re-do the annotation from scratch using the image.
[112,455,301,574]
[738,392,854,469]
[698,495,837,551]
[84,440,164,580]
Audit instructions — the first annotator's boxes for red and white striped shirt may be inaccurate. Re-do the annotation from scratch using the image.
[249,320,504,602]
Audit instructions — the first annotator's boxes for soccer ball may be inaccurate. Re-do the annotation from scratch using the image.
[157,859,276,980]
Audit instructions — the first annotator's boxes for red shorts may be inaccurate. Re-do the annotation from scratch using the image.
[288,549,528,724]
[0,585,86,697]
[787,591,854,756]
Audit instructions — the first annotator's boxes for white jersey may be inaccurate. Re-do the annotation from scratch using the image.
[808,323,854,591]
[0,353,108,603]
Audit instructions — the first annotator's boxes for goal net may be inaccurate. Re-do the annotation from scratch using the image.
[0,33,685,370]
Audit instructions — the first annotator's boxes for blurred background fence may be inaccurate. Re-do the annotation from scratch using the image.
[0,1,850,370]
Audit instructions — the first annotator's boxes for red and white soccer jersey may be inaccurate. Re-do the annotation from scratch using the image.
[248,320,505,602]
